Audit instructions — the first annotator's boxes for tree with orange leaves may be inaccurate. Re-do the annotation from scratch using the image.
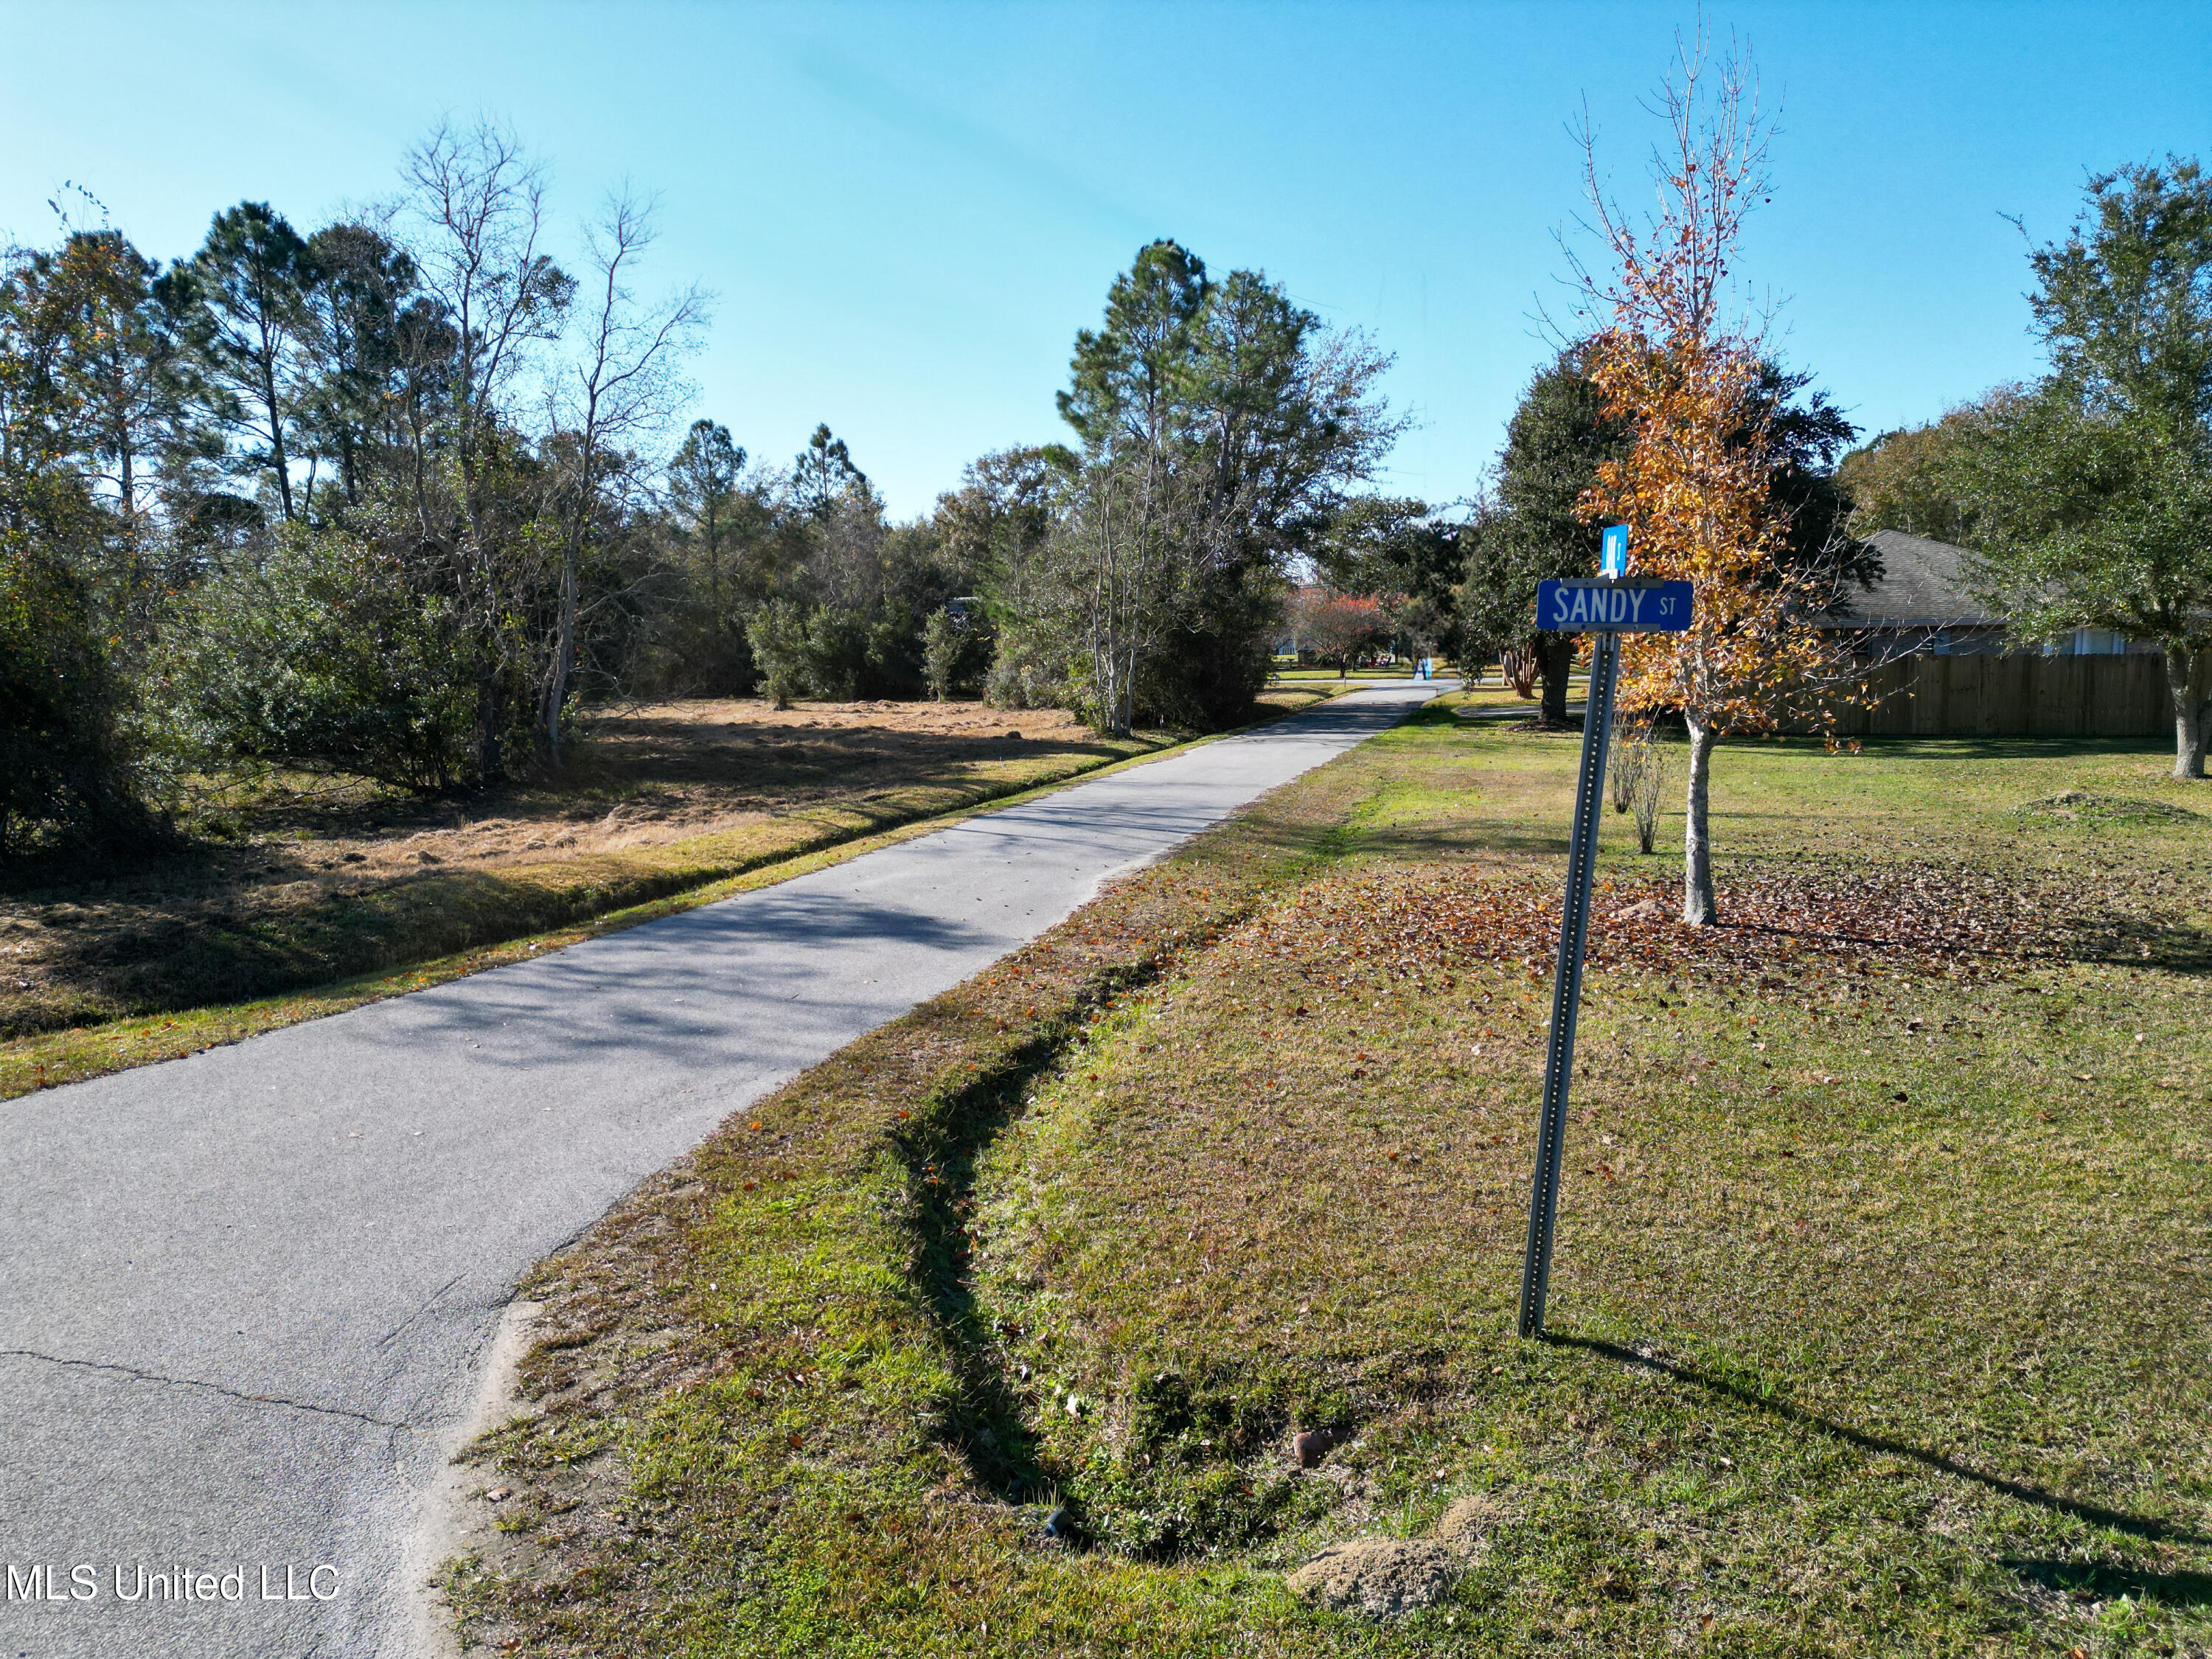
[1567,32,1861,925]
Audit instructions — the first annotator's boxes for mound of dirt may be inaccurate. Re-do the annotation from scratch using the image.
[2020,791,2201,824]
[1286,1537,1458,1616]
[1284,1495,1499,1618]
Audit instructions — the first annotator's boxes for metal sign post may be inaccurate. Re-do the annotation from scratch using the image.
[1517,561,1692,1340]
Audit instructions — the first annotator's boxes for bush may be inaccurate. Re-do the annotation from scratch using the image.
[1130,568,1279,730]
[635,602,755,699]
[984,627,1072,711]
[148,527,488,793]
[0,539,159,855]
[1136,621,1276,730]
[921,608,959,701]
[922,606,993,701]
[801,598,921,700]
[741,597,931,706]
[986,574,1276,733]
[745,599,809,710]
[1608,720,1672,854]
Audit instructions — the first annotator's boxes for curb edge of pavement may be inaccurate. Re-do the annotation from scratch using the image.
[400,1298,545,1659]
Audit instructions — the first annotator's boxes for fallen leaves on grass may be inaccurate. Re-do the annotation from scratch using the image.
[1236,856,2193,996]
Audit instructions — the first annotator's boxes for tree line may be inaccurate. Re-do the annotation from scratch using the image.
[3,121,714,853]
[1,124,1401,856]
[7,100,2205,871]
[1453,140,2212,804]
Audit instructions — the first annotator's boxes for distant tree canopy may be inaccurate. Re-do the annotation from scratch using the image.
[1456,345,1864,726]
[26,110,2162,860]
[1835,396,2010,546]
[4,182,1423,858]
[1001,238,1402,732]
[1456,344,1633,723]
[1953,157,2212,779]
[1311,495,1461,659]
[1287,588,1391,675]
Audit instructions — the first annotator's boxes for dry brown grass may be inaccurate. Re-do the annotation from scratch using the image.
[0,697,1127,1040]
[0,690,1338,1100]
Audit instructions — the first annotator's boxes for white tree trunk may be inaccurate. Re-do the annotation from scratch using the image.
[2171,644,2209,781]
[546,550,577,765]
[1681,713,1718,925]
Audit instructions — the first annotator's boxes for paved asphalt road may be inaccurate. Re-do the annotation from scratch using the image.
[0,681,1445,1658]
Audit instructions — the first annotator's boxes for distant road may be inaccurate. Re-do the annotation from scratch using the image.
[0,681,1447,1658]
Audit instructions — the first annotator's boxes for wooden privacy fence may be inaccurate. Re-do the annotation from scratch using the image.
[1801,652,2191,739]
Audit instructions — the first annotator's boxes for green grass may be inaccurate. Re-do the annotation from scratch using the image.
[446,707,2212,1658]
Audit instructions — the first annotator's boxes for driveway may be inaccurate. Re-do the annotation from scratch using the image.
[0,681,1444,1658]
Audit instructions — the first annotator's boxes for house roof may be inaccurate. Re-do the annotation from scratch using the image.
[1819,529,2004,629]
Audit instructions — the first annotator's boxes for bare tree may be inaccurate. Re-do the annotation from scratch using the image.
[398,118,570,529]
[539,189,706,762]
[393,118,574,780]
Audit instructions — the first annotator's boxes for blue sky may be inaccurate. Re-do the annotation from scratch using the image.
[3,1,2205,517]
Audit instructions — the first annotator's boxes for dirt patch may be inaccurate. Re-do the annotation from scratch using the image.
[2018,790,2204,825]
[1283,1496,1498,1617]
[405,1298,545,1659]
[1285,1535,1461,1616]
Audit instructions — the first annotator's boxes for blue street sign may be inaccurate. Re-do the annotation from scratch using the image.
[1601,524,1629,579]
[1537,578,1693,633]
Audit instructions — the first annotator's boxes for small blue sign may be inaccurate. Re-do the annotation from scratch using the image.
[1537,578,1693,633]
[1600,524,1630,580]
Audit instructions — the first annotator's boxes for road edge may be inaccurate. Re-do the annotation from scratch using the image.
[410,680,1457,1653]
[398,1298,545,1659]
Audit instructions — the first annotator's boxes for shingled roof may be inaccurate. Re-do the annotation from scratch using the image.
[1820,529,2003,628]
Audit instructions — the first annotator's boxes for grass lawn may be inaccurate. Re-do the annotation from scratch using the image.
[446,703,2212,1658]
